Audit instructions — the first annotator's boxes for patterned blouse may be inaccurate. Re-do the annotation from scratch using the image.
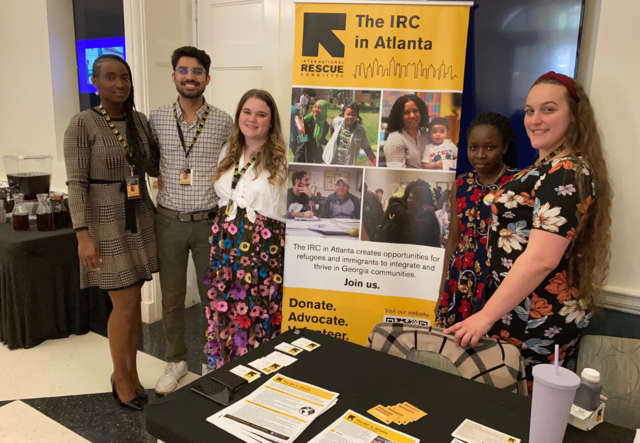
[486,155,595,385]
[436,168,518,327]
[384,127,430,168]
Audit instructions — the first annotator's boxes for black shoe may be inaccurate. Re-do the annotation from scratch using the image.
[135,389,149,401]
[110,375,143,411]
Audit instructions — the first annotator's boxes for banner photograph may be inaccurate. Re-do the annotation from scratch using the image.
[285,1,471,345]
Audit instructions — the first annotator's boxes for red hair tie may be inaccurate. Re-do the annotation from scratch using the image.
[536,71,580,103]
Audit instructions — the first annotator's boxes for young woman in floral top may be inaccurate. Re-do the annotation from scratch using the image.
[435,113,519,327]
[444,72,612,393]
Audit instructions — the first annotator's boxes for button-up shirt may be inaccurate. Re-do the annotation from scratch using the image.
[149,98,233,212]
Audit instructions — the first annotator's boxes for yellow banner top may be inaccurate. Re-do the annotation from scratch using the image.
[292,2,470,91]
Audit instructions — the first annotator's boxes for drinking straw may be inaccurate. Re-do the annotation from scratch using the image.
[554,344,559,375]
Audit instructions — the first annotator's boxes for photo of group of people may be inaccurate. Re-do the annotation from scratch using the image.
[285,164,454,248]
[289,87,462,172]
[287,86,460,247]
[362,169,454,248]
[286,165,363,241]
[289,88,380,166]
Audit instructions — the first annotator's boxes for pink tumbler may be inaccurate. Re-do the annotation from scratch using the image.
[529,364,581,443]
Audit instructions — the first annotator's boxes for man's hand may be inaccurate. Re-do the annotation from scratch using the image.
[303,210,314,218]
[299,184,312,197]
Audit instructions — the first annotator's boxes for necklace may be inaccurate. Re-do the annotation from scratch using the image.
[481,164,507,206]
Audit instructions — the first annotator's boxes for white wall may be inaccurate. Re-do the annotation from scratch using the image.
[0,0,78,192]
[577,0,640,313]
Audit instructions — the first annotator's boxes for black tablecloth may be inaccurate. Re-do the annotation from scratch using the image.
[0,223,111,349]
[145,329,636,443]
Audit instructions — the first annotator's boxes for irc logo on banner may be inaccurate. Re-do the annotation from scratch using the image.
[302,13,346,58]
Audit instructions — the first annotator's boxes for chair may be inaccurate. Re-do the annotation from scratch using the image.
[367,322,527,396]
[576,335,640,429]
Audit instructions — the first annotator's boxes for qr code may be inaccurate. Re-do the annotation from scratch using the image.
[383,316,430,327]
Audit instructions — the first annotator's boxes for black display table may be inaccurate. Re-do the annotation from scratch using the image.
[145,329,635,443]
[0,223,111,349]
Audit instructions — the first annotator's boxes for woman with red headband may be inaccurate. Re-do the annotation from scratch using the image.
[444,72,612,392]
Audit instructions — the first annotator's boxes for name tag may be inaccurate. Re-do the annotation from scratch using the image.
[126,176,140,200]
[180,168,192,186]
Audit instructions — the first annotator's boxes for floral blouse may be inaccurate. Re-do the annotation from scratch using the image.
[486,155,595,386]
[436,169,518,327]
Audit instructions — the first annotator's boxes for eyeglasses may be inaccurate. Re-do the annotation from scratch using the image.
[175,66,207,77]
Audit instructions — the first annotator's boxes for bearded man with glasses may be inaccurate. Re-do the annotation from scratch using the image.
[149,46,233,394]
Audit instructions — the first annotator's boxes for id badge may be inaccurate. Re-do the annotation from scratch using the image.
[180,168,192,186]
[126,176,140,200]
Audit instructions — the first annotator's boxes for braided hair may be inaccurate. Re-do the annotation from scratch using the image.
[92,55,149,173]
[466,112,518,168]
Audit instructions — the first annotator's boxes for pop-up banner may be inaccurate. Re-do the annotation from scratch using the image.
[284,1,472,345]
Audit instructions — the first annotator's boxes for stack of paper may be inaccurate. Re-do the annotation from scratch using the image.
[208,375,339,443]
[309,410,420,443]
[368,403,427,425]
[248,351,298,374]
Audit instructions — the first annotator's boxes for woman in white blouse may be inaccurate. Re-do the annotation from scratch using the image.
[383,94,431,168]
[204,89,288,370]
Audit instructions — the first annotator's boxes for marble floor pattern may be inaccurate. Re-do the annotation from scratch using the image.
[0,305,206,443]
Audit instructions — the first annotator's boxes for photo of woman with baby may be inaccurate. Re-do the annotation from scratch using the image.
[290,88,380,166]
[379,91,462,170]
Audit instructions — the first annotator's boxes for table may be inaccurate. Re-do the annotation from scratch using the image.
[145,329,636,443]
[0,223,111,349]
[286,219,360,240]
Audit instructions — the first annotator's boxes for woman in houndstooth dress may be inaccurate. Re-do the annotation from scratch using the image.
[64,55,158,411]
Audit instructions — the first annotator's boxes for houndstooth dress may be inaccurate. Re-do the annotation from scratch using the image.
[64,108,159,291]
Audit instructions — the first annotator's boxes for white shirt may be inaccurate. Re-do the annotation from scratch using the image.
[421,139,459,164]
[214,144,287,223]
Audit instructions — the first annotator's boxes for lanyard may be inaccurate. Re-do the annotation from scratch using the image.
[511,145,566,183]
[173,103,210,162]
[232,154,256,190]
[225,153,256,216]
[98,105,135,174]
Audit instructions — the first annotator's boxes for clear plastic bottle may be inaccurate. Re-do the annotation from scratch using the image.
[573,368,602,412]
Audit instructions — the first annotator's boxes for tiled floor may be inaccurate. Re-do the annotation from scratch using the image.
[0,305,205,443]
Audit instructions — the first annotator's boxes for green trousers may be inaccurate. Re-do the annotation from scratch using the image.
[155,212,212,363]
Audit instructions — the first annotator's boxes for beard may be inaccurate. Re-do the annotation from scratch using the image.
[176,82,205,99]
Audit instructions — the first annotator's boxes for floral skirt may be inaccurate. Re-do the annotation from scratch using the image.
[204,207,285,369]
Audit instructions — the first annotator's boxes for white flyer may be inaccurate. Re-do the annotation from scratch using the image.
[452,419,521,443]
[208,375,339,443]
[291,337,321,351]
[248,358,275,374]
[275,342,305,356]
[229,364,262,382]
[266,351,297,366]
[308,410,419,443]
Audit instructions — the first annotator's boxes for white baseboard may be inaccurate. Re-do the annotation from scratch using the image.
[603,286,640,315]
